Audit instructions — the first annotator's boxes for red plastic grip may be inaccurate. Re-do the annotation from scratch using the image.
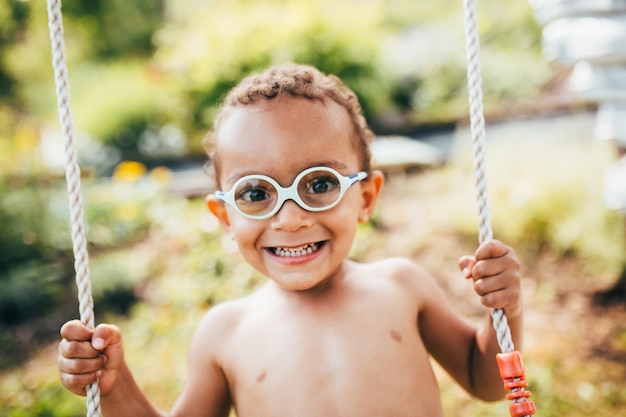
[509,401,537,417]
[496,351,525,379]
[496,351,536,417]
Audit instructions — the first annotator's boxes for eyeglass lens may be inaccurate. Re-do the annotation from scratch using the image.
[234,169,342,216]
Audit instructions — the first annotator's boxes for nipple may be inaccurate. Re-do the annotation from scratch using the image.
[389,330,403,343]
[255,369,267,382]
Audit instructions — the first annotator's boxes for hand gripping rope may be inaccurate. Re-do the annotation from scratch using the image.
[46,1,102,416]
[462,1,536,416]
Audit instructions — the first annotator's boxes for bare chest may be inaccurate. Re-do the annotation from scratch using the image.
[220,303,444,417]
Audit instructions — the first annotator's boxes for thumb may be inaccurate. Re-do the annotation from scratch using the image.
[458,255,476,279]
[90,324,124,396]
[92,323,122,351]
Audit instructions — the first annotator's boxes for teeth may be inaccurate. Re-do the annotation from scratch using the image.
[273,243,319,257]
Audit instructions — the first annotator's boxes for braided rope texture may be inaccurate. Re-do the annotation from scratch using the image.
[46,1,101,415]
[462,0,514,354]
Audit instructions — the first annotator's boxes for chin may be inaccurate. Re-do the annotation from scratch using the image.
[270,272,333,293]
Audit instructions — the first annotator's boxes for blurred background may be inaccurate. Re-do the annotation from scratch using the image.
[1,0,625,416]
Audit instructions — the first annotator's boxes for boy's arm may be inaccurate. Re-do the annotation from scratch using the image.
[461,240,523,400]
[168,306,233,417]
[418,239,523,402]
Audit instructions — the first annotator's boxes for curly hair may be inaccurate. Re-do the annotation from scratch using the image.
[204,63,374,185]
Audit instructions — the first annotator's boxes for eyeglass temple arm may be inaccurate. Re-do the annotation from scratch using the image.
[349,171,369,185]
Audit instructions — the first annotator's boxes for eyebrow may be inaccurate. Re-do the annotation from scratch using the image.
[308,160,350,171]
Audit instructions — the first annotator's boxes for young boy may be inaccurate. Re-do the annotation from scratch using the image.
[58,63,523,417]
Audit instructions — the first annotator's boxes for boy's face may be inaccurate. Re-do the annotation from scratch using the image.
[208,97,382,292]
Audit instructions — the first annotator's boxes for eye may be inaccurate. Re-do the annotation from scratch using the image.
[236,187,270,202]
[306,176,339,194]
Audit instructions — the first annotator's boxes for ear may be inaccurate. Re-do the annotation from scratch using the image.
[207,194,233,234]
[358,169,384,223]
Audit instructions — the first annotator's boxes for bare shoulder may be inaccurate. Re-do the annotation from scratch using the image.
[349,257,445,313]
[175,299,237,374]
[193,292,259,348]
[365,257,440,291]
[368,256,430,275]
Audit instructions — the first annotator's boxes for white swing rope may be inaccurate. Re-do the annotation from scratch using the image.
[462,0,515,354]
[46,0,102,416]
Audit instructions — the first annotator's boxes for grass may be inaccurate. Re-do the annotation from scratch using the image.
[1,112,625,416]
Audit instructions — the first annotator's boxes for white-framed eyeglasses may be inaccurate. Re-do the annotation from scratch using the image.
[215,166,368,220]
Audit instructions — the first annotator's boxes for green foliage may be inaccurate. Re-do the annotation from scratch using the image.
[0,381,84,417]
[0,262,65,327]
[0,0,29,102]
[0,176,71,325]
[0,1,29,45]
[82,179,161,248]
[0,0,174,164]
[50,0,164,60]
[61,61,175,157]
[0,0,549,166]
[0,174,162,329]
[153,0,549,139]
[445,121,624,273]
[155,0,390,135]
[488,139,621,271]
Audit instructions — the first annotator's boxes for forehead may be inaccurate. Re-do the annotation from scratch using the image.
[215,97,359,184]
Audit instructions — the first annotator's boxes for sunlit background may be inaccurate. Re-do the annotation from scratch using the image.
[1,0,625,416]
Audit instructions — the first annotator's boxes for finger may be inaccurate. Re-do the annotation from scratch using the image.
[60,319,93,342]
[92,323,122,351]
[472,270,522,312]
[471,257,513,280]
[458,256,476,279]
[478,287,505,309]
[473,274,508,297]
[475,239,511,261]
[59,338,101,360]
[60,370,100,397]
[58,352,107,375]
[476,285,521,311]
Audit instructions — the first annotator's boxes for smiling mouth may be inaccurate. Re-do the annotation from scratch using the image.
[269,242,324,257]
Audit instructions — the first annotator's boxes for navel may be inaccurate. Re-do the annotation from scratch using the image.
[256,369,267,382]
[390,329,403,343]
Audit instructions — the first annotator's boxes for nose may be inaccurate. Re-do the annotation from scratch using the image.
[270,199,313,232]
